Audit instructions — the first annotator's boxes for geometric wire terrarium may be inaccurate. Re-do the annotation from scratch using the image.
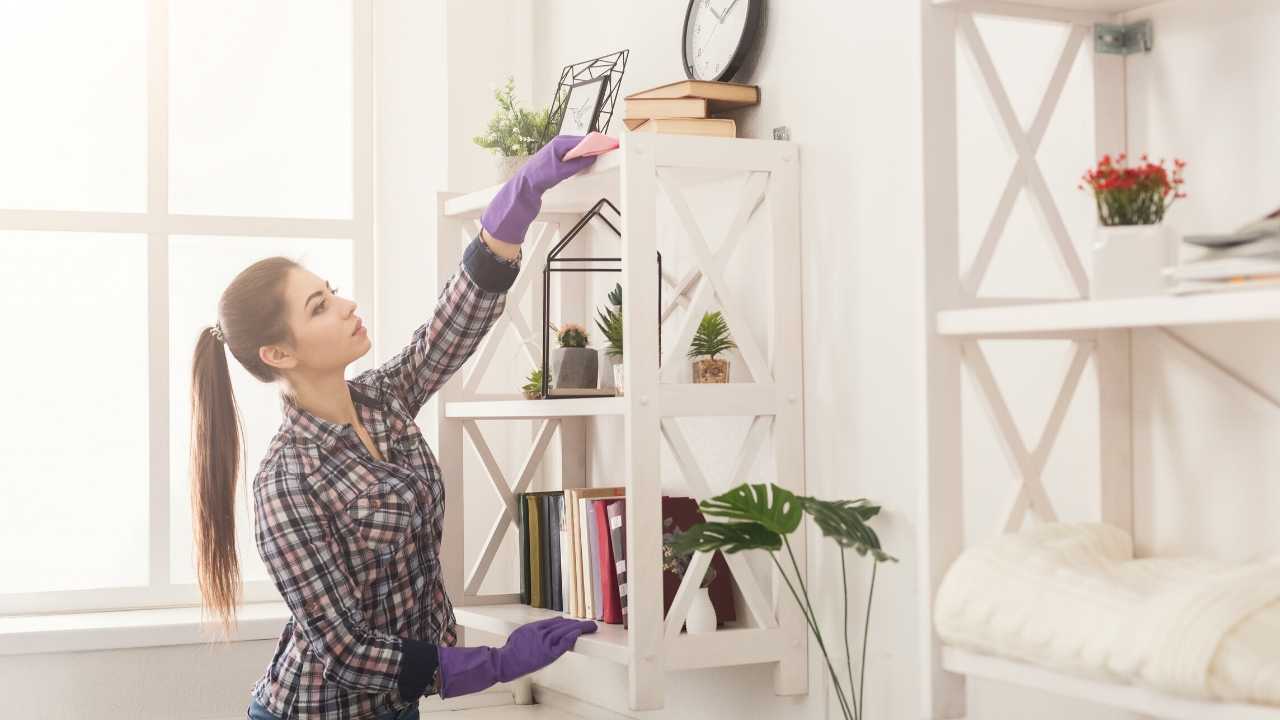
[539,197,662,398]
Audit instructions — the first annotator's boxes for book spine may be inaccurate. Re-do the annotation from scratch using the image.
[539,495,551,610]
[579,498,593,619]
[607,499,627,628]
[519,493,530,606]
[528,495,542,609]
[596,500,620,624]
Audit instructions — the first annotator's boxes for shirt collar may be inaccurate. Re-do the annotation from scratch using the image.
[280,382,383,450]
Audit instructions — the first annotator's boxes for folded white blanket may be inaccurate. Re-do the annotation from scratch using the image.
[934,522,1280,706]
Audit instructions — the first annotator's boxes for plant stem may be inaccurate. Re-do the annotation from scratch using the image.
[783,536,860,720]
[842,548,855,720]
[859,561,877,720]
[769,552,856,720]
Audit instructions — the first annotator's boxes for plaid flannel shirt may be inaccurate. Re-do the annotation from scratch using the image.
[249,234,518,720]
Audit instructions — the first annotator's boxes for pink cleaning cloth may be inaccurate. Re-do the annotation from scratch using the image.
[563,132,619,161]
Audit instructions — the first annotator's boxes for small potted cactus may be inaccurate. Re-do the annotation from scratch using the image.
[551,322,598,390]
[688,311,736,384]
[594,283,624,394]
[521,367,549,400]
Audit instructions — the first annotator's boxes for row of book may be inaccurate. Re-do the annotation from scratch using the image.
[1169,207,1280,294]
[517,489,736,629]
[622,79,760,139]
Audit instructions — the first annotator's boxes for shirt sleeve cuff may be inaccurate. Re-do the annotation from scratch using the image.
[462,232,520,293]
[397,638,440,703]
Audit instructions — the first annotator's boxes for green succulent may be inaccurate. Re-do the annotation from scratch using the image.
[555,323,589,348]
[521,367,549,395]
[687,310,736,360]
[595,283,623,357]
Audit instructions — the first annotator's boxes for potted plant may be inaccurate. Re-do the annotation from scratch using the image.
[1079,153,1187,298]
[669,483,896,720]
[594,283,624,394]
[473,76,553,181]
[663,518,720,633]
[521,367,549,400]
[550,322,597,391]
[687,310,736,383]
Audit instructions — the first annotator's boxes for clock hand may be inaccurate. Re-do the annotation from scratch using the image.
[703,0,723,23]
[720,0,742,21]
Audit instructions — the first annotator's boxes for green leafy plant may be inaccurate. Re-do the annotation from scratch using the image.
[555,322,589,348]
[668,483,896,720]
[473,77,552,158]
[662,517,718,589]
[522,366,547,394]
[594,283,623,357]
[687,310,737,360]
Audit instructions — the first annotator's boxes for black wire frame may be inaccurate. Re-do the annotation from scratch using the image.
[544,50,629,142]
[540,198,662,399]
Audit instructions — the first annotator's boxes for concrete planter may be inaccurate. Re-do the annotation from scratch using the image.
[552,347,599,390]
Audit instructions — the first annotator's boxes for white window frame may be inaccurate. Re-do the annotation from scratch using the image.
[0,0,375,617]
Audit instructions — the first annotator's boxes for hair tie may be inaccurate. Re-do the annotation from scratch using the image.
[210,322,226,343]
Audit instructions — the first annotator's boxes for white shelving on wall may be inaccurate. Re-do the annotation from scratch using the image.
[920,1,1280,719]
[433,133,806,711]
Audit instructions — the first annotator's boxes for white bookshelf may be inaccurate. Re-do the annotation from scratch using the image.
[433,133,806,711]
[920,1,1280,719]
[938,290,1280,337]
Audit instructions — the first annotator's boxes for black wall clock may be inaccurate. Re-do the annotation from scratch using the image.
[681,0,763,82]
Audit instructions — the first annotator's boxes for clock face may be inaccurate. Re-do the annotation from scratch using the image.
[683,0,758,82]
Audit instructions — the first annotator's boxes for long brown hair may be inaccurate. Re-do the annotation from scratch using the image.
[190,256,300,640]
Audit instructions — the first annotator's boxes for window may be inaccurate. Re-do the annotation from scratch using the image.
[0,0,374,616]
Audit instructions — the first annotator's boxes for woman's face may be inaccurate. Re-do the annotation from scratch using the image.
[260,266,370,376]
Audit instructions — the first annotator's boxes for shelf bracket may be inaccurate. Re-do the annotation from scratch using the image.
[1094,20,1152,56]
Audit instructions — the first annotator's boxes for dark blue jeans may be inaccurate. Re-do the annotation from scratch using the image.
[247,696,420,720]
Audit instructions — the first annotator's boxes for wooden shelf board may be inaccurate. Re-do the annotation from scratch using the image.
[942,647,1280,720]
[455,604,630,665]
[443,151,622,219]
[932,0,1159,17]
[446,384,779,420]
[445,396,624,419]
[456,603,788,671]
[937,289,1280,337]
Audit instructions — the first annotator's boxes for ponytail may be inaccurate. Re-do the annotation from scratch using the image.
[189,255,299,641]
[190,326,244,641]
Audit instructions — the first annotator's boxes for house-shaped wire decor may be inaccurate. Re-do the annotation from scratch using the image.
[540,198,662,399]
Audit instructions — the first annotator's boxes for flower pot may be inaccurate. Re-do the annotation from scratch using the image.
[612,361,625,396]
[599,354,622,391]
[522,388,541,400]
[551,347,598,390]
[1091,223,1177,299]
[686,586,717,633]
[496,154,529,182]
[692,357,730,384]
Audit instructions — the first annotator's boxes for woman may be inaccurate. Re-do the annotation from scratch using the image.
[188,135,599,720]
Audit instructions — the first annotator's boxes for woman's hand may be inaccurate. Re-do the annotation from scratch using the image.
[480,134,599,245]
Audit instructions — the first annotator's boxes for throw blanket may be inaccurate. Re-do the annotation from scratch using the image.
[934,522,1280,706]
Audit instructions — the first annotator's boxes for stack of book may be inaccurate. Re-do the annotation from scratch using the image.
[1167,207,1280,294]
[622,80,760,139]
[516,489,736,630]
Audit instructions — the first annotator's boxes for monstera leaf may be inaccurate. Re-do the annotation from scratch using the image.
[666,520,781,556]
[697,483,804,535]
[799,497,897,563]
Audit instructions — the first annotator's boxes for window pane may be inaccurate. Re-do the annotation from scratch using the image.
[169,0,354,219]
[0,232,149,593]
[168,236,364,584]
[0,1,147,212]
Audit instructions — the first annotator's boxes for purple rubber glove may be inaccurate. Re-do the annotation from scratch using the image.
[480,134,598,244]
[436,617,597,698]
